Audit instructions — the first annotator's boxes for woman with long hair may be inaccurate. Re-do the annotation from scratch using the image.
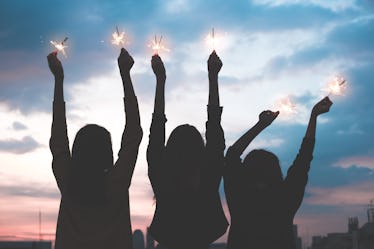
[147,52,228,249]
[224,97,332,249]
[48,48,142,249]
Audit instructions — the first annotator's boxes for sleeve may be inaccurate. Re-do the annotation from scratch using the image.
[49,101,71,192]
[284,137,315,215]
[146,112,166,194]
[111,97,143,189]
[205,105,225,191]
[223,145,243,203]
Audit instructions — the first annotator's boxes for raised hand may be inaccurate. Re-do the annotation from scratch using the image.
[47,52,64,79]
[118,48,134,74]
[312,97,333,116]
[258,110,279,128]
[151,54,166,81]
[208,51,222,76]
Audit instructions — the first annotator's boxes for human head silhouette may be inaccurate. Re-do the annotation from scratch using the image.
[165,124,205,192]
[243,149,283,189]
[68,124,113,205]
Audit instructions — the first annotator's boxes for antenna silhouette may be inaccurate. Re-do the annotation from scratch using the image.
[39,209,43,241]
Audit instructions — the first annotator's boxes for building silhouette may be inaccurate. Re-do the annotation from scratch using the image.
[293,224,303,249]
[146,227,155,249]
[0,241,52,249]
[311,200,374,249]
[133,229,145,249]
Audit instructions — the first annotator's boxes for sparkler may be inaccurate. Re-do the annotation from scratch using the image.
[148,35,170,55]
[323,75,347,96]
[204,27,226,52]
[205,28,217,51]
[50,37,68,57]
[111,26,126,47]
[275,96,297,116]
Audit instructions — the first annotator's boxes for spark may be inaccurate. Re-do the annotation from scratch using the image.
[148,35,170,55]
[50,37,68,57]
[324,75,347,96]
[276,96,297,116]
[205,28,219,51]
[111,26,126,47]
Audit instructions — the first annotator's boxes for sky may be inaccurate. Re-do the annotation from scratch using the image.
[0,0,373,247]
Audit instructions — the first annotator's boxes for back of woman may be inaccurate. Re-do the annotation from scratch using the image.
[147,52,228,249]
[48,49,143,249]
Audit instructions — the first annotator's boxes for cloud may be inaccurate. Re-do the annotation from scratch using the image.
[164,0,190,13]
[252,0,358,12]
[337,123,363,135]
[0,136,41,154]
[0,184,59,199]
[305,181,374,206]
[12,121,27,131]
[333,155,374,169]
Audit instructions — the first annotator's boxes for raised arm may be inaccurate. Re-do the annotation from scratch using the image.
[227,110,279,159]
[112,48,143,189]
[306,97,333,139]
[147,55,166,190]
[152,55,166,116]
[285,97,333,214]
[208,51,221,107]
[48,52,71,192]
[205,51,228,191]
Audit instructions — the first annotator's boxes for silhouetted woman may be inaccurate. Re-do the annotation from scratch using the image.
[147,52,228,249]
[224,97,333,249]
[48,48,142,249]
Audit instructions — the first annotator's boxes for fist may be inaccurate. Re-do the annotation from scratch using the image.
[151,54,166,80]
[47,52,64,78]
[312,97,333,116]
[208,51,222,75]
[259,110,279,127]
[118,48,134,73]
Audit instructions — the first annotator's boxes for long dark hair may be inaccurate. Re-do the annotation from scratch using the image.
[68,124,113,206]
[164,124,206,191]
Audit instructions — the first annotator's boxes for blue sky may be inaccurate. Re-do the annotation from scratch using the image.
[0,0,373,246]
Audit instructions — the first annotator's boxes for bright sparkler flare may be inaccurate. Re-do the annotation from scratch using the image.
[50,37,68,57]
[276,97,297,116]
[205,28,218,51]
[111,26,126,47]
[148,35,170,55]
[324,75,347,96]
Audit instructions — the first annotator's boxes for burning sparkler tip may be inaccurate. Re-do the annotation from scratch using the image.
[149,34,169,55]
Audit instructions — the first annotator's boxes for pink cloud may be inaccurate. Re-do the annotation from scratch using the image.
[0,51,46,83]
[305,181,374,206]
[333,155,374,169]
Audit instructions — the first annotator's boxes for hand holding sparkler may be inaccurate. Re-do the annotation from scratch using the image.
[50,37,68,58]
[151,54,166,81]
[112,26,126,47]
[323,75,347,97]
[208,51,222,77]
[275,96,297,117]
[47,52,64,79]
[118,48,134,75]
[312,97,333,117]
[305,96,333,139]
[258,110,279,128]
[149,35,170,55]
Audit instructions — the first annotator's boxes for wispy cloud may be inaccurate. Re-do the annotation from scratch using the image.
[252,0,359,12]
[305,181,374,206]
[333,155,374,169]
[0,136,42,154]
[12,121,27,131]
